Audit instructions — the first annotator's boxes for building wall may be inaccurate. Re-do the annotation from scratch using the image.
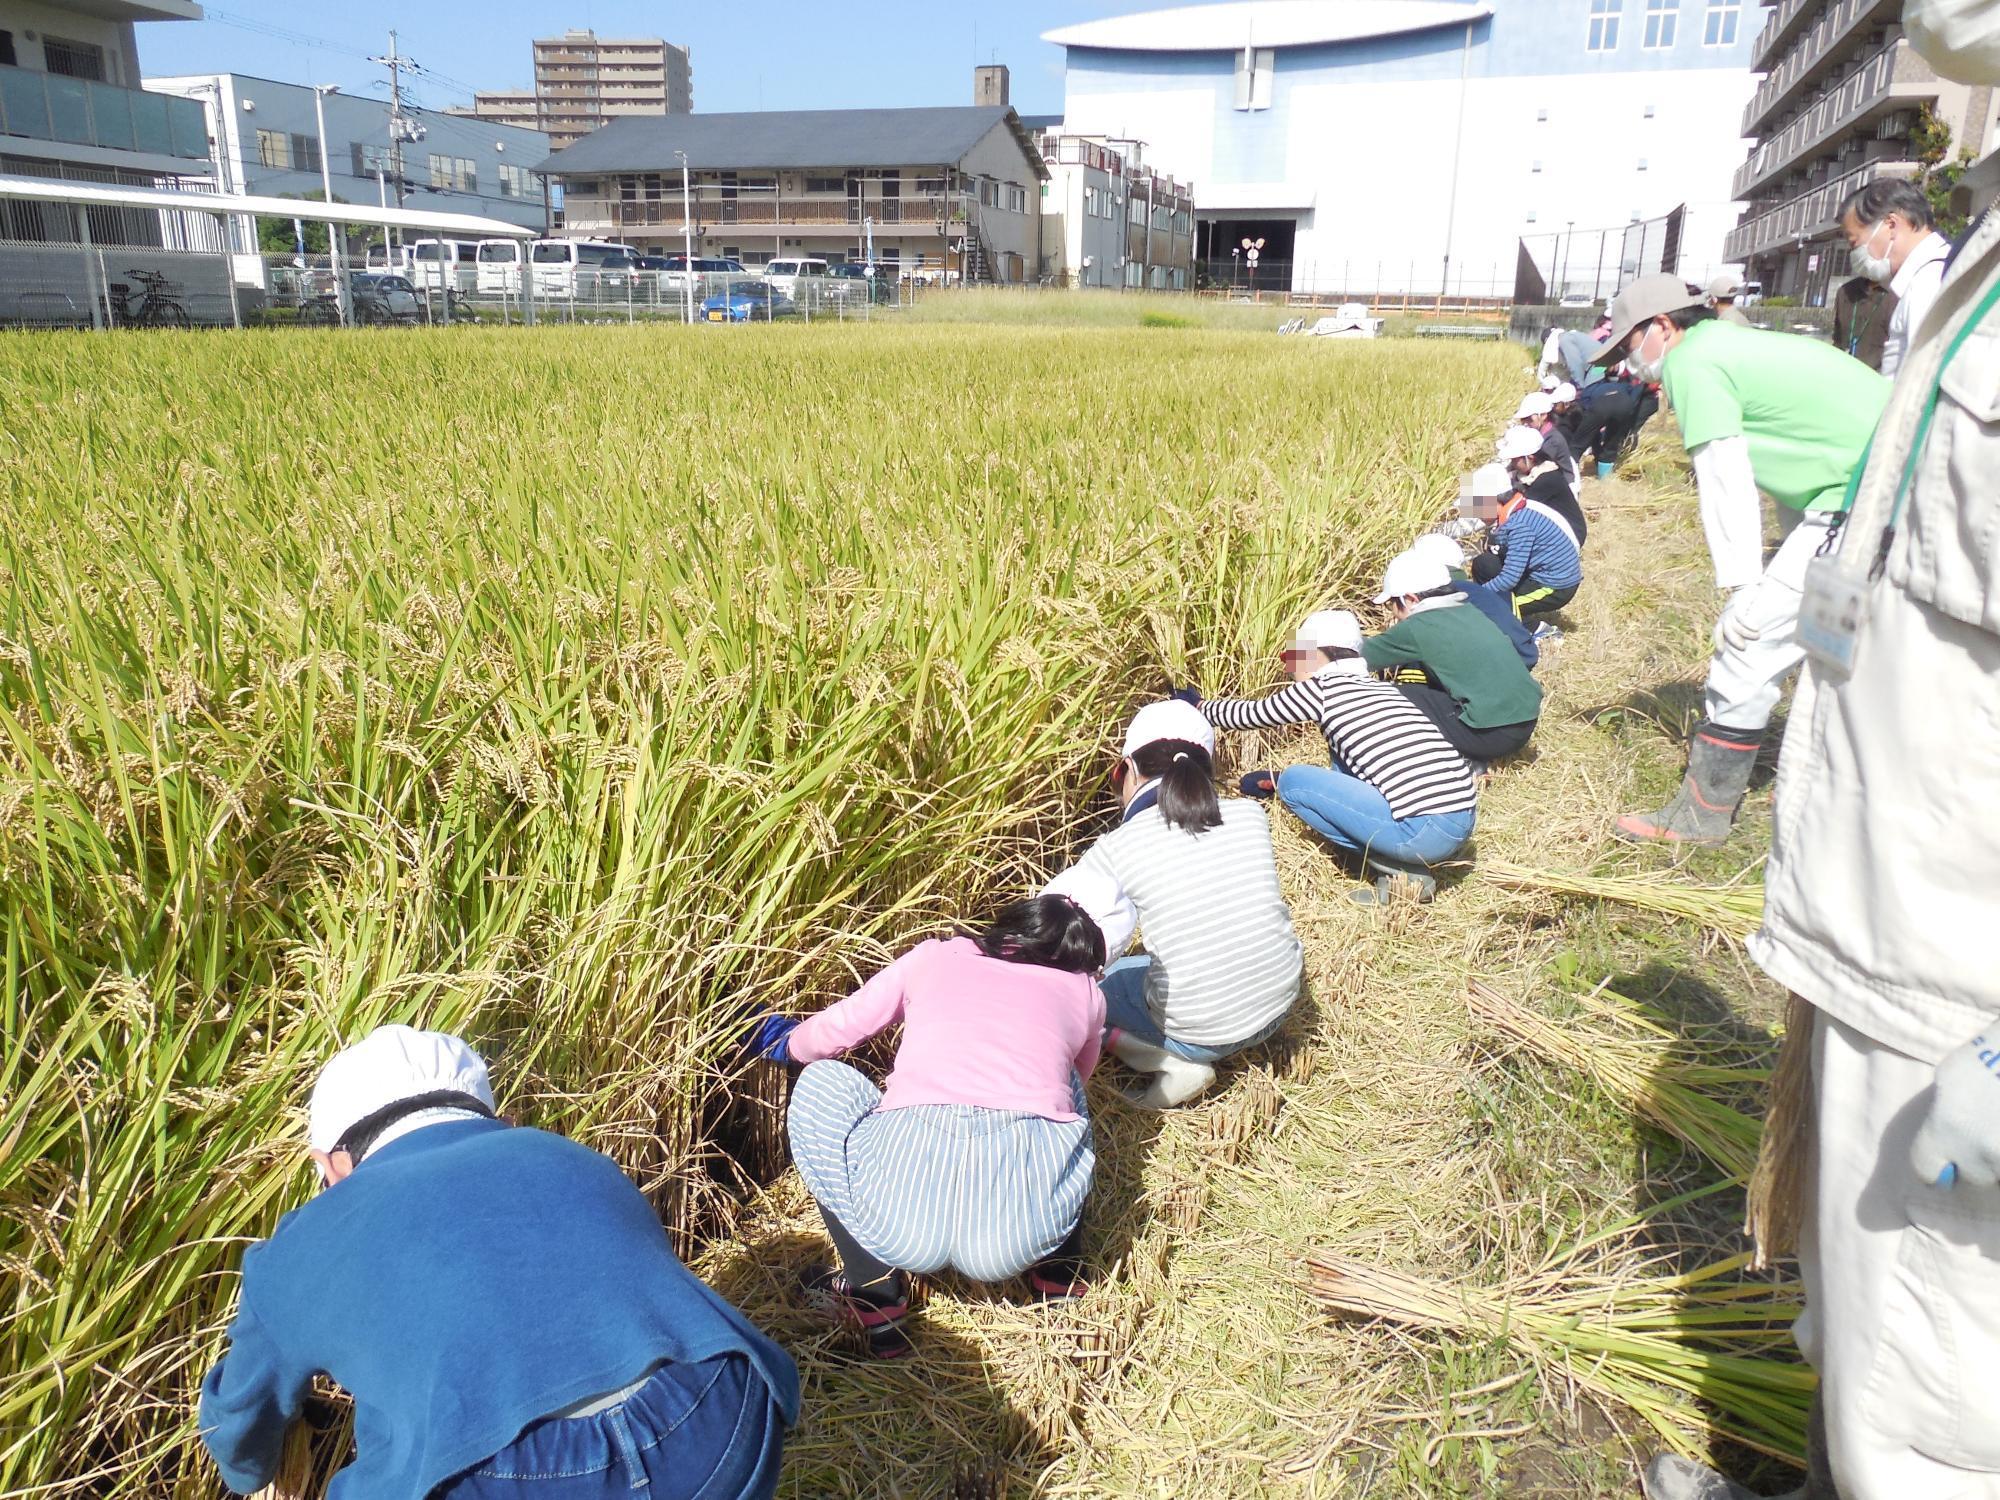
[956,119,1043,281]
[148,74,551,236]
[1041,160,1124,286]
[1060,0,1759,294]
[0,1,143,89]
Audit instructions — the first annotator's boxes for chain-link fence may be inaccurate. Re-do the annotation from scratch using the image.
[0,240,239,329]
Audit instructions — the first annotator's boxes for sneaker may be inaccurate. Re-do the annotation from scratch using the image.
[1348,870,1438,907]
[800,1265,915,1360]
[1640,1455,1778,1500]
[1026,1264,1090,1303]
[1238,770,1277,799]
[1531,621,1563,644]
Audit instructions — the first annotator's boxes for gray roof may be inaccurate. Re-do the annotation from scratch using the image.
[535,106,1047,179]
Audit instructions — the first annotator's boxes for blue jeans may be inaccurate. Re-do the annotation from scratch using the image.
[1276,765,1474,868]
[435,1355,782,1500]
[1100,956,1280,1063]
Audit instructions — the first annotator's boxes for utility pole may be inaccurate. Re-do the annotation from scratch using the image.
[313,84,348,324]
[369,30,415,213]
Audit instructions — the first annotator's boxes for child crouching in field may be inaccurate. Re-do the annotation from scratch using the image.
[1474,426,1585,618]
[1201,610,1477,905]
[1054,701,1303,1109]
[749,886,1118,1357]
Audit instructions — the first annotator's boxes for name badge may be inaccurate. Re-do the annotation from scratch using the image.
[1798,555,1870,676]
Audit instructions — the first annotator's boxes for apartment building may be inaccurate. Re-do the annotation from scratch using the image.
[457,31,692,151]
[1037,130,1195,290]
[0,0,210,241]
[538,94,1046,282]
[1724,0,1999,303]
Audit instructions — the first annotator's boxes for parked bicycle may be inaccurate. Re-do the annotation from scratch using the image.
[103,269,191,328]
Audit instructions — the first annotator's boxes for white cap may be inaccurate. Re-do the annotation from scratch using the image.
[1513,391,1554,421]
[1120,698,1215,760]
[1705,272,1742,298]
[1539,374,1560,392]
[308,1024,495,1155]
[1495,425,1544,461]
[1550,381,1577,404]
[1374,548,1453,604]
[1461,461,1513,499]
[1293,608,1364,654]
[1407,533,1466,574]
[1043,865,1137,961]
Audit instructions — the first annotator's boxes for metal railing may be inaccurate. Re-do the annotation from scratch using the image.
[1732,36,1918,198]
[1751,0,1821,70]
[0,65,210,160]
[564,190,983,232]
[1724,156,1916,260]
[0,239,238,328]
[1742,0,1900,135]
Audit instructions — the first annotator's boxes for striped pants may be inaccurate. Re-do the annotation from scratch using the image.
[787,1061,1094,1283]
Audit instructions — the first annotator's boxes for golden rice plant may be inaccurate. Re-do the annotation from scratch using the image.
[0,323,1520,1494]
[1480,860,1765,942]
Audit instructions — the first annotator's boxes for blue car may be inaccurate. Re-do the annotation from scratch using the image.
[700,279,796,322]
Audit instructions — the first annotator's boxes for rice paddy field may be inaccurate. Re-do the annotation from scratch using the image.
[0,317,1799,1499]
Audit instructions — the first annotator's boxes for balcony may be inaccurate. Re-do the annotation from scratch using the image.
[1743,0,1901,135]
[563,191,980,235]
[1751,0,1820,70]
[1731,37,1933,198]
[1724,155,1917,260]
[0,67,209,163]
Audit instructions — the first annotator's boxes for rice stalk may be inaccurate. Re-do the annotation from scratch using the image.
[1479,860,1765,942]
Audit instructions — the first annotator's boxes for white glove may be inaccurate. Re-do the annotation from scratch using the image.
[1911,1027,2000,1188]
[1713,590,1765,654]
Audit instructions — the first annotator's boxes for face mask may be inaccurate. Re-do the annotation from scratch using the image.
[1848,219,1893,284]
[1906,0,2000,84]
[1625,323,1665,382]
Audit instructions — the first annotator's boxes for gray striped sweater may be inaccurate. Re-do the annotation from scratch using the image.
[1203,668,1478,819]
[1074,800,1302,1049]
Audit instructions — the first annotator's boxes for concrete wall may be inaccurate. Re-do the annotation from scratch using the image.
[0,2,143,89]
[957,119,1042,282]
[1060,0,1759,293]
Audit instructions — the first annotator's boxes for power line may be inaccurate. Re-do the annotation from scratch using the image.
[203,7,372,62]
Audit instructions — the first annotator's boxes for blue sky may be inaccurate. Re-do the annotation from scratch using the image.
[141,3,1143,118]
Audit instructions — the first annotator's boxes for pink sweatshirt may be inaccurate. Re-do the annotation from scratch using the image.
[786,936,1104,1122]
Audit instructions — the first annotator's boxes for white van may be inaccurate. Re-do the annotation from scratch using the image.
[365,243,411,273]
[476,239,526,294]
[531,238,640,296]
[761,257,829,295]
[409,238,479,292]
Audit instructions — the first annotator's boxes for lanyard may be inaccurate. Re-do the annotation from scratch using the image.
[1836,273,2000,579]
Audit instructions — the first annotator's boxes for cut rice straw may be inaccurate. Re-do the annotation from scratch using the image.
[1479,860,1765,942]
[1468,982,1768,1185]
[1309,1187,1814,1468]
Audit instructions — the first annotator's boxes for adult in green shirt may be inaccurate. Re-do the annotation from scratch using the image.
[1362,549,1543,761]
[1589,274,1888,845]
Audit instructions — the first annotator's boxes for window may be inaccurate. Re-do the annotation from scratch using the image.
[1643,0,1678,49]
[498,162,536,198]
[1703,2,1739,45]
[1638,157,1649,170]
[429,154,477,192]
[256,129,292,170]
[804,175,845,193]
[1587,0,1622,51]
[1532,159,1543,173]
[352,141,395,178]
[1526,210,1538,223]
[1536,107,1548,122]
[43,35,106,81]
[0,31,16,68]
[1004,183,1027,213]
[1643,103,1657,118]
[289,133,321,173]
[1234,46,1274,110]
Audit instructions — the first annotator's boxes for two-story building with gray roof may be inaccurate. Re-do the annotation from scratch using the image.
[535,91,1047,283]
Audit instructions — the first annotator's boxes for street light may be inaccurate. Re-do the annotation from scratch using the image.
[311,84,348,324]
[674,149,693,325]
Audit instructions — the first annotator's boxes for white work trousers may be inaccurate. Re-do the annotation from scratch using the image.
[1704,512,1830,732]
[1797,1010,2000,1500]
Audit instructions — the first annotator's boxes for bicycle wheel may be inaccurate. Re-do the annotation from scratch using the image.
[300,300,337,327]
[145,301,192,328]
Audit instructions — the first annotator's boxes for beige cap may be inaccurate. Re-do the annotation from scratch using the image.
[1706,272,1743,299]
[1589,272,1703,365]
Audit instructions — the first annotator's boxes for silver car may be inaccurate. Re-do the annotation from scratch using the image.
[351,273,421,324]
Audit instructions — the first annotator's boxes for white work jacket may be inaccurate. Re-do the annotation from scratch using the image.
[1751,209,2000,1064]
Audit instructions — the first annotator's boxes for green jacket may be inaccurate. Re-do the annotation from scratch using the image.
[1361,601,1543,729]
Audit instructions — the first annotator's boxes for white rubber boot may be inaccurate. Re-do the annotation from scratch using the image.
[1109,1033,1217,1109]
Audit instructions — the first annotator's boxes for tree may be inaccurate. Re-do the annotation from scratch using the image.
[254,189,353,257]
[1910,103,1975,238]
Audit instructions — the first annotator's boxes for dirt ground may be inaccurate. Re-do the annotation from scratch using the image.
[697,446,1797,1499]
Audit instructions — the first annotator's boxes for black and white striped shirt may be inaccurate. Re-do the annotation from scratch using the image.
[1203,668,1478,818]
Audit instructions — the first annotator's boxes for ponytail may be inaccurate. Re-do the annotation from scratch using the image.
[1129,738,1221,834]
